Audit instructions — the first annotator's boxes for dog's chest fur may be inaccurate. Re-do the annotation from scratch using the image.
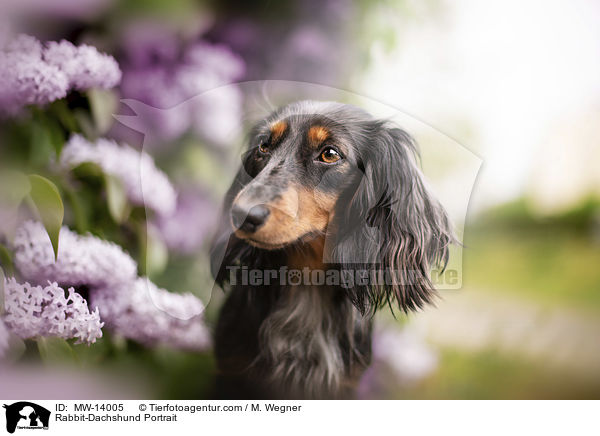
[259,285,365,398]
[215,283,372,399]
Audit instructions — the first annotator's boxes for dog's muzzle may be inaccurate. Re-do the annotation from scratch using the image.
[231,204,270,233]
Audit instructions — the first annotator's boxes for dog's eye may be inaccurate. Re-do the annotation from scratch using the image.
[319,147,341,164]
[258,142,269,154]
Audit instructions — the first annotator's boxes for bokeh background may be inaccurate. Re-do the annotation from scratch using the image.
[1,0,599,399]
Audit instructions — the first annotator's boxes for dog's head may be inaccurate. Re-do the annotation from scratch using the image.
[213,100,455,314]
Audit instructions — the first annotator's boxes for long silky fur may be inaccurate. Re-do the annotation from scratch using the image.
[330,122,456,315]
[211,101,454,399]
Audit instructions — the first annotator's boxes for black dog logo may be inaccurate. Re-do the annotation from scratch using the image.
[3,402,50,434]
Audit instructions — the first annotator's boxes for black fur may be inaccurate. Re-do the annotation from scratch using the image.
[210,101,454,399]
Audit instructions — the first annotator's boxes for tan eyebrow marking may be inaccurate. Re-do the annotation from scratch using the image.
[270,120,288,142]
[308,126,330,146]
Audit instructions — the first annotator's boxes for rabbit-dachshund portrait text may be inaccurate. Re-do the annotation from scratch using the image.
[211,100,454,399]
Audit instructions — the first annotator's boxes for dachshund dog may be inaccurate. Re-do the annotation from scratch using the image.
[211,101,454,399]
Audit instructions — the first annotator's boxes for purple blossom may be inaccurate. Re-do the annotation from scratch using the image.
[121,22,180,68]
[191,85,244,146]
[61,135,177,216]
[117,70,191,141]
[11,220,211,352]
[0,33,121,116]
[118,28,245,146]
[89,278,210,351]
[44,40,121,90]
[357,325,438,399]
[3,34,43,58]
[13,220,137,288]
[182,42,245,84]
[2,278,103,344]
[0,48,68,115]
[371,326,438,381]
[154,188,219,254]
[208,0,355,85]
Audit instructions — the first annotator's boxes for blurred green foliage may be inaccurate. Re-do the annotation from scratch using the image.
[68,336,216,399]
[464,230,600,310]
[399,197,600,399]
[396,347,600,400]
[464,198,600,311]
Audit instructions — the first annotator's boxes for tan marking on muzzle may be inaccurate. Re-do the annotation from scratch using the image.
[233,183,339,249]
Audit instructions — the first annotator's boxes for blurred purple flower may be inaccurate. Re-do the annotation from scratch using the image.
[13,220,137,288]
[182,42,245,82]
[121,22,180,68]
[44,40,121,90]
[118,26,245,146]
[0,45,68,115]
[61,135,177,216]
[357,325,438,399]
[90,277,210,351]
[2,278,103,344]
[207,0,354,85]
[0,34,121,116]
[11,220,211,352]
[155,188,219,254]
[4,34,43,58]
[372,326,438,381]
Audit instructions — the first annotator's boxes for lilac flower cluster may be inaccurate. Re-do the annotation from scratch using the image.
[9,220,210,352]
[0,34,121,115]
[119,25,245,145]
[61,135,177,217]
[90,278,210,350]
[13,220,137,288]
[44,40,121,91]
[0,35,68,115]
[2,278,103,344]
[154,188,219,254]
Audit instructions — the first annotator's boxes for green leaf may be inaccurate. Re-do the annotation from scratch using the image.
[50,99,79,132]
[73,109,97,140]
[104,173,130,223]
[28,175,64,260]
[72,161,103,178]
[29,118,56,166]
[44,117,65,157]
[0,243,14,276]
[37,337,78,363]
[61,184,89,233]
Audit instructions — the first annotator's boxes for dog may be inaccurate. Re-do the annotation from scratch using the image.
[210,100,454,399]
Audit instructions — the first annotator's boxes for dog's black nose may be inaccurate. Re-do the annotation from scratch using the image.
[231,205,270,233]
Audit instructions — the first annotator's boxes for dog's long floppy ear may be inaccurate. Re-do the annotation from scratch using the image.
[330,122,455,315]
